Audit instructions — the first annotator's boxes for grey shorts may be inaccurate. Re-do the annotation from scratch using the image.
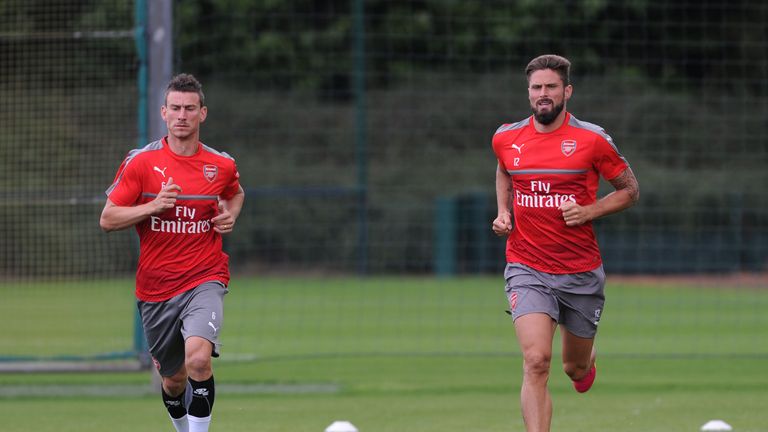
[137,281,228,376]
[504,262,605,338]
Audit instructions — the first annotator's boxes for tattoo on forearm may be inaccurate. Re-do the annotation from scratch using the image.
[610,168,640,203]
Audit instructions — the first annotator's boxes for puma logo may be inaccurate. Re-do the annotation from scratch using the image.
[208,322,219,335]
[511,143,525,154]
[153,166,167,178]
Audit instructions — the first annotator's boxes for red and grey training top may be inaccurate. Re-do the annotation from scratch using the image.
[106,137,241,301]
[492,112,628,274]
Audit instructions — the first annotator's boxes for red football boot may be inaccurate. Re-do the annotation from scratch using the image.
[572,363,596,393]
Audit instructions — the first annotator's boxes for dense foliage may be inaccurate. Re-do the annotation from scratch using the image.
[1,0,766,276]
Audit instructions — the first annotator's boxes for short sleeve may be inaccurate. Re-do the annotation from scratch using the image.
[593,134,628,181]
[106,157,143,206]
[492,134,509,172]
[219,161,241,200]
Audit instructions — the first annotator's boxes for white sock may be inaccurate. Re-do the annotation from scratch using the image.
[188,415,212,432]
[169,414,189,432]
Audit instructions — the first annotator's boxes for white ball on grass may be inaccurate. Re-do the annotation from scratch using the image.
[701,420,733,431]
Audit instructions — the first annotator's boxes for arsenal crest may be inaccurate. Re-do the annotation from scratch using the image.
[561,140,577,157]
[203,165,218,182]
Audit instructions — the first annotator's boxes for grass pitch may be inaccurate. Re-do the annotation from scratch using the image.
[1,276,766,431]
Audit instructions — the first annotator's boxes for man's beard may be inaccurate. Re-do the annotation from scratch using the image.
[532,101,565,125]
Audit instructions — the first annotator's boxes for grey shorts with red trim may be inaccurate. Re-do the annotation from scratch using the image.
[504,262,605,338]
[137,281,228,376]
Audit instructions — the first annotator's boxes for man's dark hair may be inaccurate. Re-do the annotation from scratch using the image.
[164,73,205,106]
[525,55,571,87]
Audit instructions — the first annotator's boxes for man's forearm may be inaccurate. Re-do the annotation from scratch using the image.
[496,166,512,215]
[100,201,154,232]
[589,167,640,220]
[221,187,245,221]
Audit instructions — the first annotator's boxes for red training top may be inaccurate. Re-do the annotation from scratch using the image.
[106,137,241,301]
[492,112,628,274]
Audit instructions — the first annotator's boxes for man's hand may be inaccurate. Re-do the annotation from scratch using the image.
[492,212,513,237]
[151,177,182,214]
[211,201,235,234]
[559,200,592,226]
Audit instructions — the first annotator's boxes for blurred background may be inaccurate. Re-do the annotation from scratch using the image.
[1,0,767,398]
[2,2,767,431]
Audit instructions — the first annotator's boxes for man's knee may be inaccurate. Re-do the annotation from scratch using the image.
[185,352,212,377]
[563,360,590,380]
[185,337,213,378]
[523,352,552,377]
[162,371,188,396]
